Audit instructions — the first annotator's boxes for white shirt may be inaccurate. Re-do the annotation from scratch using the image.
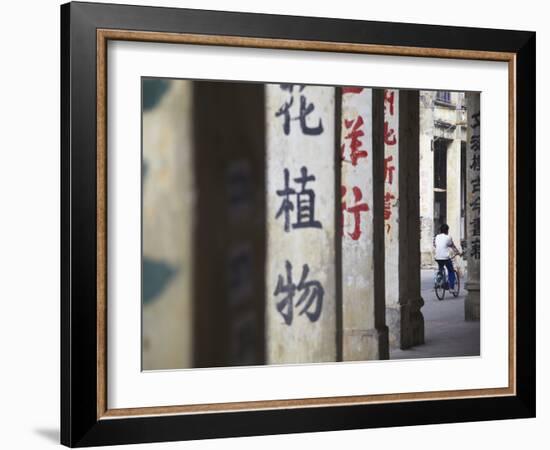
[434,233,453,260]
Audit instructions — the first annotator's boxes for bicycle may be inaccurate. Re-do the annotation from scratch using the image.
[433,253,461,300]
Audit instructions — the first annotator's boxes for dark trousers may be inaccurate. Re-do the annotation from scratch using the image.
[436,259,455,289]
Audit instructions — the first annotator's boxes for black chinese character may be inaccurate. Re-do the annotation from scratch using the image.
[470,134,480,154]
[296,95,324,135]
[471,112,480,129]
[470,152,480,171]
[275,169,296,232]
[279,84,306,93]
[275,95,294,136]
[469,196,480,213]
[275,167,322,232]
[470,237,480,259]
[274,84,324,136]
[471,175,480,194]
[274,260,324,325]
[470,217,481,237]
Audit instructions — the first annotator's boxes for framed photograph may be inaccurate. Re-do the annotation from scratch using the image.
[61,1,535,447]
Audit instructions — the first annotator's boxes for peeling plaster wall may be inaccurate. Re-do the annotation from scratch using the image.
[266,85,337,364]
[340,88,377,360]
[142,80,194,370]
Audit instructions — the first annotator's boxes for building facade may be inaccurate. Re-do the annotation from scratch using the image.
[420,91,468,271]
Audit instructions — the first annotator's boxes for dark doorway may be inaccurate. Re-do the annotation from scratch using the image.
[433,138,448,233]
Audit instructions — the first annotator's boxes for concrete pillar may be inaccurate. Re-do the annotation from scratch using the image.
[419,91,435,268]
[340,88,389,361]
[142,79,194,370]
[465,93,481,321]
[446,138,465,274]
[266,84,337,363]
[396,90,424,349]
[193,81,266,367]
[383,89,401,349]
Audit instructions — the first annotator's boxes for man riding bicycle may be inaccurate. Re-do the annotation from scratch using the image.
[434,224,462,290]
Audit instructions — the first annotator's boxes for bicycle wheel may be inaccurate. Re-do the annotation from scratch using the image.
[434,272,445,300]
[451,271,460,297]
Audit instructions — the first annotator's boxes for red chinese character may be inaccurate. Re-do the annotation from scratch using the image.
[384,90,395,116]
[384,155,396,185]
[384,121,397,146]
[342,186,369,240]
[384,192,396,220]
[342,116,368,166]
[342,87,364,95]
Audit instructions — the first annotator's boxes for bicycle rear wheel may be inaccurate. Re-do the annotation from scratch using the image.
[451,271,460,297]
[434,272,445,300]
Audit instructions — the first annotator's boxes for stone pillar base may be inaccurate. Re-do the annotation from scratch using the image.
[343,326,389,361]
[386,305,401,349]
[401,297,425,349]
[386,300,425,350]
[465,282,480,321]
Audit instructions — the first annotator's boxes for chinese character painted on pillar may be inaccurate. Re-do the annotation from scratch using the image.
[469,196,480,213]
[471,175,480,194]
[384,90,395,116]
[342,87,364,95]
[275,167,322,232]
[273,260,324,325]
[274,84,324,136]
[471,112,480,130]
[280,84,305,93]
[469,109,481,261]
[384,192,396,220]
[470,153,480,171]
[470,217,480,237]
[384,155,396,185]
[470,237,480,259]
[227,245,253,307]
[470,134,480,153]
[226,160,252,220]
[384,121,397,146]
[341,116,368,166]
[341,186,369,240]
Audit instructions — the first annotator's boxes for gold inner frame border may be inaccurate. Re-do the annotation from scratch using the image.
[95,28,517,420]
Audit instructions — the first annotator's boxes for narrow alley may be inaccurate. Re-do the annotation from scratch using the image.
[391,269,480,360]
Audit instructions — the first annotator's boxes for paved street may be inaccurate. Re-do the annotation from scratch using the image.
[390,269,480,360]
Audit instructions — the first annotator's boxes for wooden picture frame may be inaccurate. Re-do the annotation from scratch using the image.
[61,1,535,446]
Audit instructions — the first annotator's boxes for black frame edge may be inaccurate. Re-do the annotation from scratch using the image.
[60,2,71,446]
[515,32,536,417]
[62,2,102,446]
[69,1,534,52]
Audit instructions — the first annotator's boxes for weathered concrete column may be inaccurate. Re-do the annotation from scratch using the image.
[446,137,465,274]
[419,91,435,268]
[192,81,266,368]
[340,88,389,361]
[397,90,424,349]
[383,89,401,349]
[465,93,481,321]
[266,84,337,363]
[142,79,194,370]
